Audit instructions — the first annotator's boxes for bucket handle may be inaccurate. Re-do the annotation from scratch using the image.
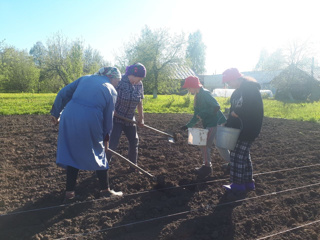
[218,115,243,131]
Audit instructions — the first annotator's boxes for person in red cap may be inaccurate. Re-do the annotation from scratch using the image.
[180,76,230,177]
[221,68,264,193]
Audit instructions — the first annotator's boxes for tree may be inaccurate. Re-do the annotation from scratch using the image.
[117,26,187,98]
[186,30,206,74]
[284,39,313,68]
[254,48,286,71]
[0,40,7,91]
[83,46,106,74]
[271,64,320,102]
[1,47,40,92]
[29,41,48,92]
[43,33,84,87]
[255,39,316,72]
[65,40,84,80]
[29,41,46,68]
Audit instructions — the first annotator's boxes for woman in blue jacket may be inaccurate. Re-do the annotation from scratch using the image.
[50,67,123,202]
[221,68,264,193]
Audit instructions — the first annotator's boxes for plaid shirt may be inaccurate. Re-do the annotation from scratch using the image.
[114,75,144,126]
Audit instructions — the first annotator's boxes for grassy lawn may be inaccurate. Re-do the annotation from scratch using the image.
[1,93,319,122]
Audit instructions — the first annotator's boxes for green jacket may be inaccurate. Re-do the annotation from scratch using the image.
[186,87,226,128]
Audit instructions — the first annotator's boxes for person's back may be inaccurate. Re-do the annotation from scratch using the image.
[72,75,117,108]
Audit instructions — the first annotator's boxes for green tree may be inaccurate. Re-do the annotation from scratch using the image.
[117,26,186,98]
[43,33,84,87]
[29,41,48,92]
[186,30,206,74]
[83,46,106,74]
[1,47,40,92]
[0,40,7,91]
[66,40,84,80]
[29,41,46,68]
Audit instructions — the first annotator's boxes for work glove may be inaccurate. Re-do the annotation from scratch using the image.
[180,125,188,131]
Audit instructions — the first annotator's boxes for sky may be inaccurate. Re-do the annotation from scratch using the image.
[1,0,319,74]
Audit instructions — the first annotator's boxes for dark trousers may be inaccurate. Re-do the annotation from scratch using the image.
[66,166,109,191]
[107,122,139,164]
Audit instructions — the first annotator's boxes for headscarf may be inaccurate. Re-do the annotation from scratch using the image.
[125,63,146,78]
[95,67,121,79]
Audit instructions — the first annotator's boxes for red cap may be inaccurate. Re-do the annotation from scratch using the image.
[182,76,202,88]
[222,68,243,83]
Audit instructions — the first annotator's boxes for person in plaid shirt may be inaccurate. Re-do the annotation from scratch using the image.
[221,68,264,194]
[107,63,146,172]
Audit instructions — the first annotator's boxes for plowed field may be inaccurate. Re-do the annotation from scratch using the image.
[0,114,320,240]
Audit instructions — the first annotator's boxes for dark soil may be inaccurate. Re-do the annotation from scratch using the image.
[0,114,320,240]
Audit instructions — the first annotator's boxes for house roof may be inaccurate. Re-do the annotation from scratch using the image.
[240,70,282,84]
[167,63,196,80]
[200,70,282,87]
[200,66,319,88]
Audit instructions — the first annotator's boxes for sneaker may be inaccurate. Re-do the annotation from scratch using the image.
[222,183,246,192]
[63,191,79,204]
[195,165,212,176]
[100,189,123,198]
[245,180,255,191]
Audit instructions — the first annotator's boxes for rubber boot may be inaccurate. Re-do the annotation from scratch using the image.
[223,183,246,192]
[195,165,212,177]
[245,180,255,191]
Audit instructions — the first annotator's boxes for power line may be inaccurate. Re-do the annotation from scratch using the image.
[53,182,320,240]
[1,163,320,217]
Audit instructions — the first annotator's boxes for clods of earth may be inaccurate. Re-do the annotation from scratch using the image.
[0,114,320,240]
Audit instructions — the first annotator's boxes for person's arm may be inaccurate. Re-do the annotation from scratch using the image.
[50,77,82,118]
[137,100,144,127]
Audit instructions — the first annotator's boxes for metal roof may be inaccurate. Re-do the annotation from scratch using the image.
[167,63,196,79]
[200,70,283,86]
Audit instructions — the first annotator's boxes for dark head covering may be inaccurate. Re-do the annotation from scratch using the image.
[125,63,146,78]
[95,67,121,79]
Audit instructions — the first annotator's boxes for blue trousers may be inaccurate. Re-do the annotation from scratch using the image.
[107,122,139,165]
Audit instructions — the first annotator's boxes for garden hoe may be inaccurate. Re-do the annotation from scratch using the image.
[114,114,176,143]
[107,148,157,181]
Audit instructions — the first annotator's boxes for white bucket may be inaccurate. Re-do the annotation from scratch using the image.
[216,125,241,150]
[188,128,208,146]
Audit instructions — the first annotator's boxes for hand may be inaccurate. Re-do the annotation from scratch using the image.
[231,111,239,118]
[51,115,59,125]
[137,119,145,127]
[180,125,188,131]
[104,140,109,152]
